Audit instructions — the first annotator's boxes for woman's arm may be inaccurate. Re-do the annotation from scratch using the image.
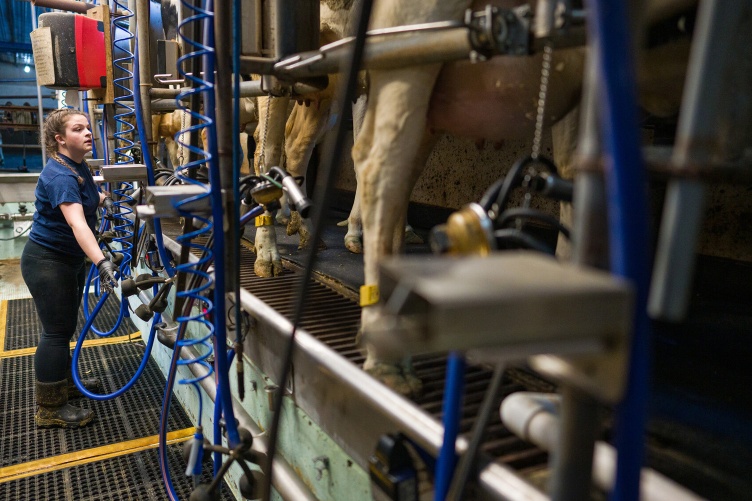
[60,202,106,264]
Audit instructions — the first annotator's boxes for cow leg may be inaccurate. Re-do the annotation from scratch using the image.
[551,105,580,261]
[344,177,364,253]
[252,95,290,278]
[354,66,442,397]
[343,95,368,253]
[345,95,427,253]
[239,131,251,175]
[284,94,335,250]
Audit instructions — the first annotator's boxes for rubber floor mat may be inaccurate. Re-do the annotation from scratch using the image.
[0,343,191,469]
[4,294,137,351]
[0,442,235,501]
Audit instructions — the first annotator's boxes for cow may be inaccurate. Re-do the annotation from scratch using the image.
[250,0,356,278]
[250,0,427,278]
[347,0,586,396]
[151,101,256,173]
[251,0,691,395]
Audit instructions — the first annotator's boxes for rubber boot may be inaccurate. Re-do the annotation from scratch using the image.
[35,380,95,428]
[66,366,103,399]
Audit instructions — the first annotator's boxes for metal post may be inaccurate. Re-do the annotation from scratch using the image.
[648,1,742,322]
[136,0,154,157]
[549,33,604,501]
[214,0,237,298]
[30,1,46,166]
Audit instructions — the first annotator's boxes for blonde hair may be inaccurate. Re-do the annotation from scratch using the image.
[42,108,90,185]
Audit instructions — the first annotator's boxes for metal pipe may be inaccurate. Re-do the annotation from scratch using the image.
[29,0,95,14]
[150,78,325,99]
[549,386,600,501]
[0,144,42,149]
[275,27,471,79]
[213,0,232,192]
[183,345,317,501]
[136,0,155,157]
[29,1,46,166]
[648,0,738,322]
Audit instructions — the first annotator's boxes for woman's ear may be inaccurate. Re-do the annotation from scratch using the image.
[54,133,65,145]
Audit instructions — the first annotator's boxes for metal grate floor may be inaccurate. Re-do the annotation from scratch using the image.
[1,443,235,501]
[5,294,136,351]
[0,297,232,501]
[233,240,554,473]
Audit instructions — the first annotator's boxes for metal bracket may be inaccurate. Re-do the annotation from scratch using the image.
[137,184,212,218]
[100,163,148,182]
[466,4,533,58]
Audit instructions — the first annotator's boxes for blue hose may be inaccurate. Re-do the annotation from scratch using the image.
[83,263,126,335]
[156,0,242,496]
[585,2,653,501]
[434,353,466,500]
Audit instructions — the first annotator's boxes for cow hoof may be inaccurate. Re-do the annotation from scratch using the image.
[298,238,327,251]
[254,258,283,278]
[364,362,420,399]
[344,235,363,254]
[286,211,302,236]
[404,226,424,245]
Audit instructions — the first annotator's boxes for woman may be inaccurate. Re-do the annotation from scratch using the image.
[21,108,118,428]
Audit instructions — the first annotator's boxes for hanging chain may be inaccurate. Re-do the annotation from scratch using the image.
[531,42,553,160]
[521,42,555,216]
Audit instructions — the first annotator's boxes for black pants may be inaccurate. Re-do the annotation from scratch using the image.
[21,239,87,382]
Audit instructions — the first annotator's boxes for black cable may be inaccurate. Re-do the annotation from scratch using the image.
[261,0,374,498]
[494,228,554,254]
[497,207,571,240]
[493,155,558,213]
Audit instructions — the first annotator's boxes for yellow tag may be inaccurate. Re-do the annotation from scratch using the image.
[360,284,379,307]
[255,215,273,227]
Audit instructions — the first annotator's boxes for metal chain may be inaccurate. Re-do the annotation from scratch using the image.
[532,43,553,160]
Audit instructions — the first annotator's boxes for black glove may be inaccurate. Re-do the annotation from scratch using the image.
[96,258,118,294]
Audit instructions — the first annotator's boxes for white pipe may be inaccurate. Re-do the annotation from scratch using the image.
[500,392,706,501]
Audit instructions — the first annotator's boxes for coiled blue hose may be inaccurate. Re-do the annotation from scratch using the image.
[110,1,136,281]
[111,5,135,166]
[71,3,149,398]
[80,1,139,337]
[156,0,241,497]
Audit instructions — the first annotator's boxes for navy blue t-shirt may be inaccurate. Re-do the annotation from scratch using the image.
[28,154,100,257]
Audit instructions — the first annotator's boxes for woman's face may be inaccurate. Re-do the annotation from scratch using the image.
[56,114,92,160]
